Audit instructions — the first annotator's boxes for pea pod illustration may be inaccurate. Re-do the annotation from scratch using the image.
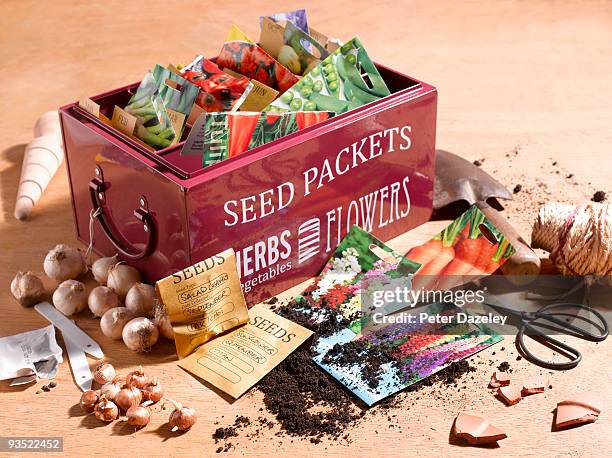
[265,36,392,115]
[344,79,381,105]
[309,93,349,113]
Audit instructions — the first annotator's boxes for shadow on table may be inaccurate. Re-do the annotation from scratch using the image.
[0,144,26,219]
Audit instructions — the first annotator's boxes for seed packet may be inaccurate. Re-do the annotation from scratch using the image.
[226,24,254,43]
[178,303,313,399]
[0,325,63,383]
[260,8,309,34]
[271,22,330,76]
[217,41,299,93]
[182,56,253,112]
[152,64,199,137]
[152,64,199,115]
[182,111,332,167]
[406,204,516,291]
[125,72,177,150]
[155,248,249,359]
[266,37,391,114]
[288,224,509,405]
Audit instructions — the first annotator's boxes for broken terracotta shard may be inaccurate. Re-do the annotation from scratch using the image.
[497,385,522,406]
[555,393,603,429]
[453,412,507,445]
[522,379,546,396]
[489,371,511,388]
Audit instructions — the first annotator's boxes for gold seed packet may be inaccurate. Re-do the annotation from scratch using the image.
[155,248,249,359]
[178,303,313,398]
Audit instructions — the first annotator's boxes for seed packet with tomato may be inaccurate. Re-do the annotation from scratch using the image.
[182,56,253,112]
[181,111,333,167]
[406,205,516,291]
[266,36,391,114]
[216,41,299,93]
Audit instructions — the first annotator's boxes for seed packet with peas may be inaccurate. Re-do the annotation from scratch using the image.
[265,37,391,114]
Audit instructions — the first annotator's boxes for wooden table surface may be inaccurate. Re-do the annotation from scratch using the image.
[1,0,611,456]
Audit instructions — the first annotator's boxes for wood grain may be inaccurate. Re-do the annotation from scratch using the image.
[1,1,611,456]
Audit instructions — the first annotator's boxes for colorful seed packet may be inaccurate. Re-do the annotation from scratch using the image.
[182,111,332,167]
[266,37,391,114]
[216,41,300,93]
[182,56,253,112]
[288,221,512,405]
[152,64,199,117]
[273,22,330,76]
[406,204,516,292]
[260,9,309,34]
[125,72,177,150]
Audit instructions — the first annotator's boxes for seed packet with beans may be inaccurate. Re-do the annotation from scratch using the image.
[124,72,177,150]
[266,37,391,114]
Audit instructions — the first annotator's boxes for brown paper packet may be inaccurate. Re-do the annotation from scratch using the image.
[155,248,249,359]
[178,303,313,398]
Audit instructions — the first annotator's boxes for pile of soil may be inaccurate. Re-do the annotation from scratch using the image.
[212,300,479,449]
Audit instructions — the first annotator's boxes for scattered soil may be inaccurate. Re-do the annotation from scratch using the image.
[322,338,400,389]
[592,190,606,202]
[497,361,511,372]
[213,302,479,450]
[513,184,522,194]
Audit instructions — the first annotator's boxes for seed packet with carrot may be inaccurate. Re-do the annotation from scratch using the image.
[406,205,516,291]
[283,225,503,405]
[181,111,333,166]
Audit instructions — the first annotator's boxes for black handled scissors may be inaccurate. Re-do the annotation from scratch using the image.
[483,301,608,370]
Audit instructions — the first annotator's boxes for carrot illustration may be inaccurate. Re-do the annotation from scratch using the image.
[483,239,512,273]
[407,213,468,290]
[434,209,487,290]
[469,238,499,275]
[227,113,261,157]
[406,237,445,267]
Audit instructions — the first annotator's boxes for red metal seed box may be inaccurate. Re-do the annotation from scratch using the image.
[59,63,437,305]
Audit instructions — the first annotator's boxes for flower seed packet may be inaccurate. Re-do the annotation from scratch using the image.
[181,111,333,167]
[216,41,299,93]
[260,8,309,34]
[178,303,313,399]
[125,72,177,150]
[266,37,391,114]
[288,225,506,405]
